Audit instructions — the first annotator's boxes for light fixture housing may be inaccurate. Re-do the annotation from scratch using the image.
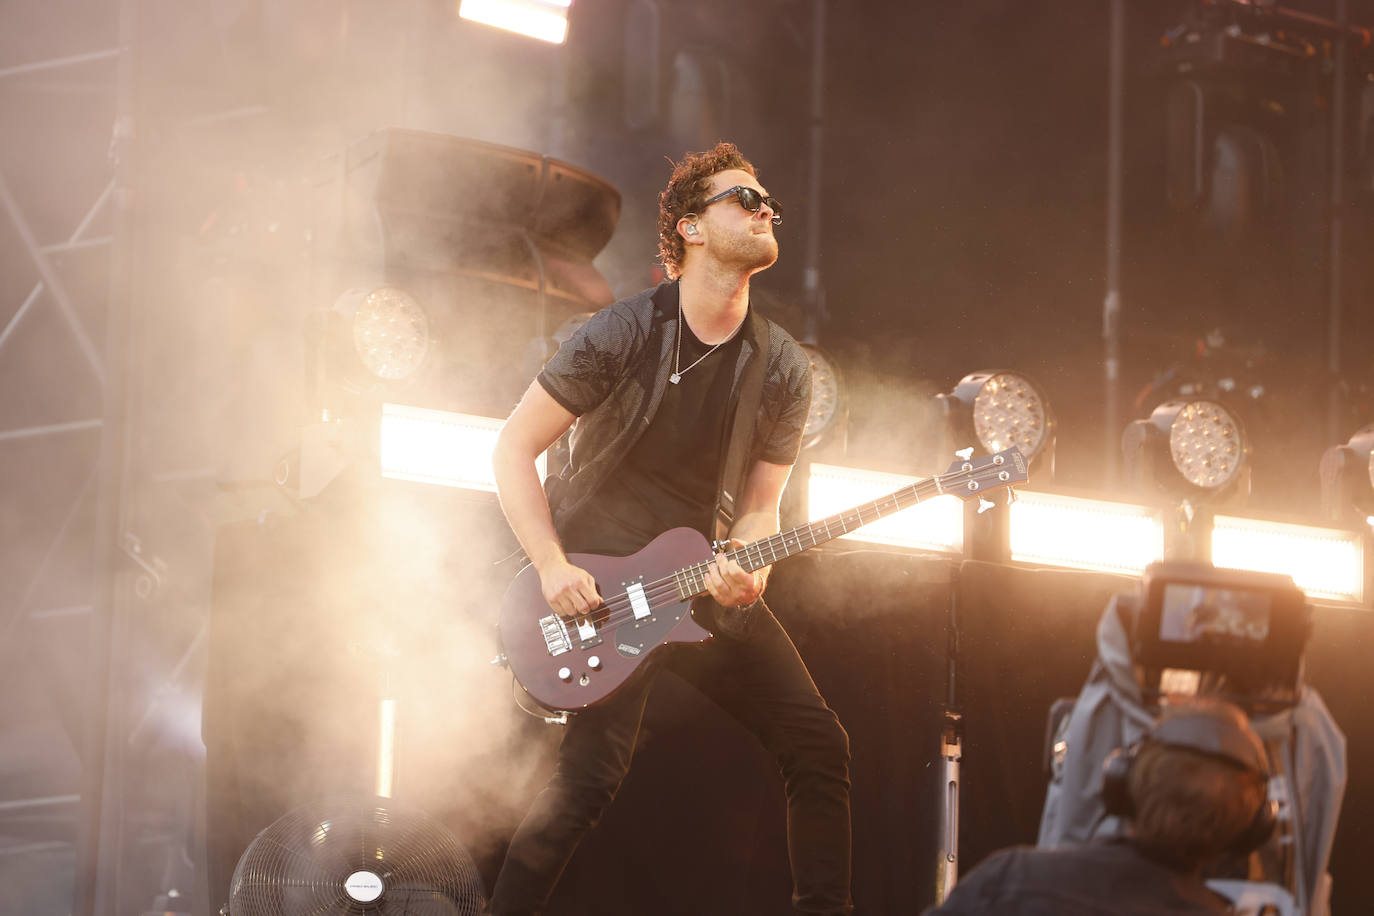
[799,343,845,451]
[326,287,433,387]
[939,370,1055,475]
[1319,422,1374,522]
[350,287,432,381]
[1123,398,1250,504]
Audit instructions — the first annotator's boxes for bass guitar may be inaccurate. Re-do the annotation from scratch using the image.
[499,447,1027,712]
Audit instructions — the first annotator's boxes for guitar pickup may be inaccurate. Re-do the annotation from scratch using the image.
[539,615,572,657]
[626,583,652,621]
[575,617,598,642]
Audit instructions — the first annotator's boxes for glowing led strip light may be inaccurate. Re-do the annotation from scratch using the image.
[1009,491,1164,576]
[1212,515,1365,604]
[459,0,572,44]
[379,403,545,492]
[806,463,963,554]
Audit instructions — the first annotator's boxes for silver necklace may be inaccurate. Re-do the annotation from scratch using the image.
[670,302,745,385]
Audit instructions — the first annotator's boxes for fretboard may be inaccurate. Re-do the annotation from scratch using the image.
[673,473,945,600]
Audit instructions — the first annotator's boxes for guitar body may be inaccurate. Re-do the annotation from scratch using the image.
[498,527,715,711]
[497,447,1028,713]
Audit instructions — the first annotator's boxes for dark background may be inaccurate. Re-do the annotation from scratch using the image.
[3,1,1374,914]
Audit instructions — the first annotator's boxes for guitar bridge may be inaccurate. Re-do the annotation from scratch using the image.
[539,615,573,657]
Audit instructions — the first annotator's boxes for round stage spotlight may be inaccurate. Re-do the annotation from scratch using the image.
[348,287,431,381]
[800,343,844,449]
[943,370,1054,463]
[307,287,433,432]
[1163,400,1245,490]
[1123,398,1251,503]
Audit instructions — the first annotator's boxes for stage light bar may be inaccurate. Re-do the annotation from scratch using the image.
[459,0,572,44]
[379,404,545,492]
[1211,515,1365,604]
[807,463,963,554]
[1009,491,1164,575]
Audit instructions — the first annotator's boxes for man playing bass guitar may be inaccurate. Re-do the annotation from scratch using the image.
[488,142,853,915]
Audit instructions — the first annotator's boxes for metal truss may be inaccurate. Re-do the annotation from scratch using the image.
[0,75,114,678]
[0,23,121,916]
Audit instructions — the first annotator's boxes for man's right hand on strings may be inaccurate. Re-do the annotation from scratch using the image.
[538,555,602,619]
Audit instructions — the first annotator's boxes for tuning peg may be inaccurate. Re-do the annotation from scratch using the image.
[978,497,995,514]
[955,447,974,460]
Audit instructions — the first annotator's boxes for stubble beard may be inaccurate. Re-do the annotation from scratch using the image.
[735,230,779,276]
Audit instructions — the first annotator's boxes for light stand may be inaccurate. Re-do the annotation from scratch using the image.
[934,563,963,904]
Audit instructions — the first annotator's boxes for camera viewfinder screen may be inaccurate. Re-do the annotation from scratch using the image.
[1159,583,1272,645]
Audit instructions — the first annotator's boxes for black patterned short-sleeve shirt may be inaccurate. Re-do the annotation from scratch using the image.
[536,282,812,537]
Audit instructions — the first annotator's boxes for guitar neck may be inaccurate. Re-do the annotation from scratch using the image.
[674,474,945,600]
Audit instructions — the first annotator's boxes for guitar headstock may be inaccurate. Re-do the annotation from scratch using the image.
[940,447,1029,502]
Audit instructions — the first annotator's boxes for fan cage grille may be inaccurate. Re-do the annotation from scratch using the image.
[229,798,485,916]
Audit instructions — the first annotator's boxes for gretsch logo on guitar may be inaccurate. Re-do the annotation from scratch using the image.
[498,447,1028,712]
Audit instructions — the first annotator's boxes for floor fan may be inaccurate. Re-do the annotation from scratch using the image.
[228,797,485,915]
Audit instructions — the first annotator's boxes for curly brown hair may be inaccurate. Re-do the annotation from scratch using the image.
[657,141,758,280]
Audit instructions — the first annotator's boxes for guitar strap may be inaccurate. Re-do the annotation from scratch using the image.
[712,311,771,543]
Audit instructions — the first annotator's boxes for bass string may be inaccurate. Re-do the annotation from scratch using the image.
[581,475,951,631]
[592,536,798,625]
[588,556,745,631]
[591,574,698,630]
[587,526,831,630]
[585,546,751,627]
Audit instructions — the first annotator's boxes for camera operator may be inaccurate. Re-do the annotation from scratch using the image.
[924,699,1269,915]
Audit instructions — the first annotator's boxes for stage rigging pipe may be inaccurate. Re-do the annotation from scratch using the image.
[74,1,138,914]
[1326,0,1348,446]
[802,0,827,343]
[1103,0,1125,488]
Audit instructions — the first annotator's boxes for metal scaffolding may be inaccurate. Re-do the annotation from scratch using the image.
[0,12,123,916]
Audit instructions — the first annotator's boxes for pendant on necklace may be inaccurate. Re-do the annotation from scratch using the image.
[669,372,681,385]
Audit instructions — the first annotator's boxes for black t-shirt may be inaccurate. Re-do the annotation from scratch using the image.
[922,840,1234,916]
[536,284,814,547]
[559,320,745,557]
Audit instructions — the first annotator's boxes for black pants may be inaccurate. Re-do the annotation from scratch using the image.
[489,600,853,915]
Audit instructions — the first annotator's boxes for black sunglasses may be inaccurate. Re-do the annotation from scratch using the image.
[700,185,782,225]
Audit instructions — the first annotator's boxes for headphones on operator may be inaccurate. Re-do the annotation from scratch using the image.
[1100,709,1278,856]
